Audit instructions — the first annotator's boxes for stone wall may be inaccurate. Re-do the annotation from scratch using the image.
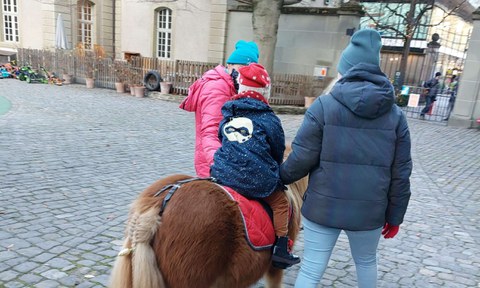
[449,7,480,128]
[225,3,363,78]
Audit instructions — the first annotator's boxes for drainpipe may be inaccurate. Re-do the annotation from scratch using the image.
[112,0,116,58]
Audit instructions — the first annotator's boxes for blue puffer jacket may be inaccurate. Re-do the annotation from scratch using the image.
[280,63,412,231]
[211,97,285,198]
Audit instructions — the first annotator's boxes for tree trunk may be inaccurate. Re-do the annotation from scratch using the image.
[398,36,412,88]
[397,0,417,88]
[252,0,283,75]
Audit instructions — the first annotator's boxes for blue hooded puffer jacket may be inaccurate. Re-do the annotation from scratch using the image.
[280,63,412,231]
[211,97,285,198]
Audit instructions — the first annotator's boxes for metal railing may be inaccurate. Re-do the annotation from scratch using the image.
[16,48,328,106]
[397,86,453,124]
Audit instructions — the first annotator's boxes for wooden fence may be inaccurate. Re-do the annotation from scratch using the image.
[17,48,328,105]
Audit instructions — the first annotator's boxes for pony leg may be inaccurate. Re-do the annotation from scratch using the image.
[264,266,284,288]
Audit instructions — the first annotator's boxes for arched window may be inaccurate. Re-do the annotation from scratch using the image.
[156,8,172,59]
[77,0,94,49]
[2,0,19,42]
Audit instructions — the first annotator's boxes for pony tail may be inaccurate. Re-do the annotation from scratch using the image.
[109,211,139,288]
[109,236,133,288]
[109,207,165,288]
[131,208,165,288]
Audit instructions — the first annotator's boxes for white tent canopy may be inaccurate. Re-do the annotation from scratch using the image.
[55,14,69,49]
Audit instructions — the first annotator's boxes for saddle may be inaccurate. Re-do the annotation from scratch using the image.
[155,177,276,250]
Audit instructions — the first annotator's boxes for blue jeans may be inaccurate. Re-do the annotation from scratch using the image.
[294,217,382,288]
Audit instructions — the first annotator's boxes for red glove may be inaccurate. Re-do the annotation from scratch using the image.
[381,223,399,239]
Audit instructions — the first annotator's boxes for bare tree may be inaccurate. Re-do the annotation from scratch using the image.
[236,0,301,74]
[363,0,468,88]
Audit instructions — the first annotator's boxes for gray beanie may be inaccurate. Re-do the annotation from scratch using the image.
[337,29,382,75]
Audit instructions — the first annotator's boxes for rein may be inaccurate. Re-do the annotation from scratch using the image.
[154,177,215,215]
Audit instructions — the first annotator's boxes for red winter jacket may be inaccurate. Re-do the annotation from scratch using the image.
[180,65,237,177]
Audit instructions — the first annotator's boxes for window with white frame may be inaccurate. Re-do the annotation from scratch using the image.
[77,1,94,50]
[156,8,172,59]
[2,0,19,42]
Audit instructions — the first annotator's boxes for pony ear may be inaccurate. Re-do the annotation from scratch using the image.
[283,142,292,162]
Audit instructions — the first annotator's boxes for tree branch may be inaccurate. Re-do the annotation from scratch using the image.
[383,3,408,21]
[235,0,301,5]
[364,3,407,39]
[429,0,468,26]
[409,3,433,35]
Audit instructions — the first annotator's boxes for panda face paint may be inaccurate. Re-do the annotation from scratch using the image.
[223,117,253,143]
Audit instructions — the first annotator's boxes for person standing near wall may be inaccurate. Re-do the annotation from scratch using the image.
[280,29,412,288]
[179,40,259,177]
[419,72,442,120]
[444,75,459,121]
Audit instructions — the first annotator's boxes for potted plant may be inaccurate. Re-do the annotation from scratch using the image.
[84,51,96,89]
[302,78,317,108]
[61,63,74,85]
[59,51,74,84]
[160,74,173,95]
[129,68,144,97]
[134,82,146,98]
[113,60,128,93]
[61,68,73,84]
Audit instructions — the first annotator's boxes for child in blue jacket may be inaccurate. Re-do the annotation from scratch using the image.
[210,63,300,268]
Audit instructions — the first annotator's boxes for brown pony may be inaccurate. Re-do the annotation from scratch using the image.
[109,167,308,288]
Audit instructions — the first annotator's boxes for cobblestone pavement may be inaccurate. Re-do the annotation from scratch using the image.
[0,79,479,288]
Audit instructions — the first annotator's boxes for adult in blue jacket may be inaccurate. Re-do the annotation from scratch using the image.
[420,71,442,120]
[280,29,412,288]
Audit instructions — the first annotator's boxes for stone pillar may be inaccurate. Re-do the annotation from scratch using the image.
[419,34,441,84]
[449,8,480,128]
[208,0,228,64]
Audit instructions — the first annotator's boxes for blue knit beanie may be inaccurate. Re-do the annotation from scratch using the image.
[226,40,259,65]
[337,29,382,75]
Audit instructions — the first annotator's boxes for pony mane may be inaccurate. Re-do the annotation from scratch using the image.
[283,143,308,241]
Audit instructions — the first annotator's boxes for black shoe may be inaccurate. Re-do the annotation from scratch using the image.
[419,115,425,120]
[271,236,300,269]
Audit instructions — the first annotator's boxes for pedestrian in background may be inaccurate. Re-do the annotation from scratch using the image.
[280,29,412,288]
[180,40,259,177]
[210,63,300,268]
[444,75,459,121]
[419,72,442,120]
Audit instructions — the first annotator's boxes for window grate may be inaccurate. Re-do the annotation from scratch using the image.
[2,0,19,42]
[156,8,172,59]
[78,1,94,50]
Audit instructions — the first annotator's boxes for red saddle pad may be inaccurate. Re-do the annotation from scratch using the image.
[219,185,275,250]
